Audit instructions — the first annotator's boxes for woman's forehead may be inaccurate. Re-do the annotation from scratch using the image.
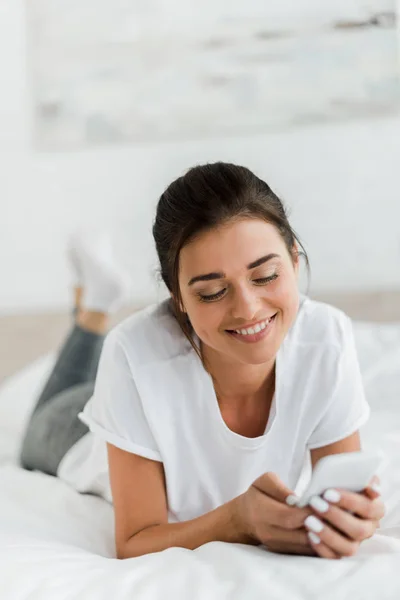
[179,220,287,277]
[183,220,283,257]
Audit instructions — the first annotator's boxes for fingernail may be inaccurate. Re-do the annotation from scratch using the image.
[309,496,329,513]
[323,489,341,503]
[371,483,381,495]
[308,531,321,545]
[286,494,299,506]
[304,515,324,533]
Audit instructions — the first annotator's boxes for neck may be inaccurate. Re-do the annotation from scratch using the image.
[201,342,276,404]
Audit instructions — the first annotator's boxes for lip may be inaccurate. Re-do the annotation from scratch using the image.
[226,313,277,343]
[226,313,277,333]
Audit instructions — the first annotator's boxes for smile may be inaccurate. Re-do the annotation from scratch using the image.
[226,313,277,343]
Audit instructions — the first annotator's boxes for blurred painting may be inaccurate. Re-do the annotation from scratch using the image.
[29,0,400,149]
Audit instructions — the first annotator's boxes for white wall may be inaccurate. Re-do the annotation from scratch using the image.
[1,0,400,314]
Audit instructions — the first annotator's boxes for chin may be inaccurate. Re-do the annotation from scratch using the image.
[232,342,278,362]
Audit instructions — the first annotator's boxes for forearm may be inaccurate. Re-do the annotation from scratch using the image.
[119,496,256,559]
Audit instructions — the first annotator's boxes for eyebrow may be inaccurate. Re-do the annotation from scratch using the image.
[187,253,280,286]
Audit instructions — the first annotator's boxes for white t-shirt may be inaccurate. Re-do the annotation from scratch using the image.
[57,294,370,523]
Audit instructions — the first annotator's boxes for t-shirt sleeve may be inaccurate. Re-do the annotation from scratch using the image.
[307,315,370,450]
[78,329,162,462]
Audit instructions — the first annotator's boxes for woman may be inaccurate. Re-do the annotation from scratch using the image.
[19,162,384,560]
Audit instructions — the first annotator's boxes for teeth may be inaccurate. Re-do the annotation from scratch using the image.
[234,316,273,336]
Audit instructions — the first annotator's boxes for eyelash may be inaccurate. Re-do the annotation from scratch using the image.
[198,273,279,303]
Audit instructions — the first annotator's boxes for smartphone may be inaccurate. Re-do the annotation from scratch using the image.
[295,451,383,508]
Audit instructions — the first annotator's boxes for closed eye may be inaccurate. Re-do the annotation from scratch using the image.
[198,273,279,302]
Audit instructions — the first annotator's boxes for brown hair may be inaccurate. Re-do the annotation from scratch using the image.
[152,162,310,363]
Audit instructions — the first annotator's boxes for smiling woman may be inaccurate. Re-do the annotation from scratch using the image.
[19,162,383,561]
[154,163,309,365]
[177,218,302,386]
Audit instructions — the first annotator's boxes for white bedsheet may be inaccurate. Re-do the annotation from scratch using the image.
[1,321,400,599]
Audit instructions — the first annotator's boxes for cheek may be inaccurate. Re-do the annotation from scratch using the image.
[187,301,219,338]
[199,308,224,338]
[191,305,229,348]
[279,290,300,329]
[272,276,300,321]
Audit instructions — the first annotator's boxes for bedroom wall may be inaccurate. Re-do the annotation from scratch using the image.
[1,0,400,314]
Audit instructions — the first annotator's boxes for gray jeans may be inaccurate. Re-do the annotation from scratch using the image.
[19,323,105,476]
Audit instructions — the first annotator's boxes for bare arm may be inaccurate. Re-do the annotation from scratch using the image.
[107,443,255,559]
[108,432,363,559]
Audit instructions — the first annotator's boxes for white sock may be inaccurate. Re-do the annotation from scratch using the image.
[68,238,84,286]
[69,232,132,314]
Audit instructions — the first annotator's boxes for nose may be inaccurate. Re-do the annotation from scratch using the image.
[231,286,262,323]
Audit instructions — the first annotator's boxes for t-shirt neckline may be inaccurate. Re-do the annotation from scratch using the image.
[191,333,283,450]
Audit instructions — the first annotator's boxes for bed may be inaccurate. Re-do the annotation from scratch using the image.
[1,304,400,598]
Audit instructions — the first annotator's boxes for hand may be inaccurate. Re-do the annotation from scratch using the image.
[235,472,315,556]
[305,476,385,559]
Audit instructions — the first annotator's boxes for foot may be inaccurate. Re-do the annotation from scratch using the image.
[68,231,133,314]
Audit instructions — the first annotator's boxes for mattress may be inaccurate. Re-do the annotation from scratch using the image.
[1,320,400,599]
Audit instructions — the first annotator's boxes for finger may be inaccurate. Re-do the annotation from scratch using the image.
[322,489,385,521]
[273,542,317,557]
[253,473,313,529]
[369,474,380,488]
[266,527,317,556]
[364,486,380,501]
[364,475,381,500]
[256,494,312,531]
[309,498,376,541]
[305,516,359,557]
[254,472,297,504]
[307,532,340,559]
[269,526,311,547]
